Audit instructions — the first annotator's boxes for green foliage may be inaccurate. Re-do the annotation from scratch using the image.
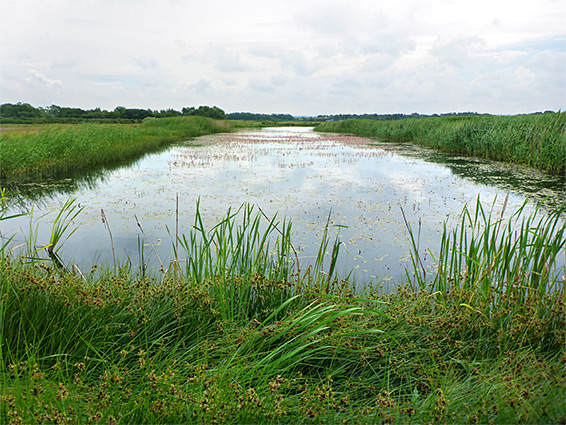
[182,105,226,120]
[0,103,225,123]
[0,198,564,423]
[0,117,233,183]
[316,112,566,175]
[227,112,297,121]
[404,196,565,314]
[0,103,43,120]
[316,111,487,122]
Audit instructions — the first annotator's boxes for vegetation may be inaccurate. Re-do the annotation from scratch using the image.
[316,111,496,122]
[0,103,227,124]
[0,116,233,183]
[1,194,564,424]
[0,103,321,124]
[316,112,566,175]
[226,112,298,121]
[182,106,226,120]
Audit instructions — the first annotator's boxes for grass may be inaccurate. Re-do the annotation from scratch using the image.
[404,196,566,300]
[0,117,233,183]
[0,194,565,424]
[315,112,566,175]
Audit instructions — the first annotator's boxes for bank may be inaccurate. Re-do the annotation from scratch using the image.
[315,112,566,175]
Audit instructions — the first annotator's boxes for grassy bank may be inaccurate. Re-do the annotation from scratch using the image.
[0,117,233,183]
[1,196,564,424]
[315,113,566,175]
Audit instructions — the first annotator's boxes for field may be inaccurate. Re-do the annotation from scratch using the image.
[1,195,564,424]
[316,112,566,175]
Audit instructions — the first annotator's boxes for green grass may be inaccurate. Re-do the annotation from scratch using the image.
[1,195,565,424]
[0,117,233,183]
[404,196,566,301]
[315,112,566,175]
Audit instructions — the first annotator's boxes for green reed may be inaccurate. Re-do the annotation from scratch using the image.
[405,197,566,309]
[0,117,233,183]
[0,189,28,259]
[316,112,566,175]
[1,197,564,424]
[173,201,349,324]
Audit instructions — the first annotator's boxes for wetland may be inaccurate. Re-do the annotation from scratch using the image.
[4,126,565,286]
[2,120,565,424]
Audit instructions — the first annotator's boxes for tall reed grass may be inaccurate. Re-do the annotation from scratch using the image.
[1,195,564,423]
[404,196,565,306]
[316,112,566,175]
[0,117,233,182]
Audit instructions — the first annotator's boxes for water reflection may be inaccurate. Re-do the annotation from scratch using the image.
[422,151,565,209]
[5,144,175,208]
[4,127,565,287]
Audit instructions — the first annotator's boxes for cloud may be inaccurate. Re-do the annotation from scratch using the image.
[133,56,158,69]
[513,67,536,88]
[247,75,287,94]
[211,49,253,73]
[181,79,215,99]
[1,0,564,114]
[249,48,318,77]
[430,37,489,70]
[26,70,64,89]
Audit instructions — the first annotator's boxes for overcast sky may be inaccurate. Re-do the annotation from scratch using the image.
[1,0,564,115]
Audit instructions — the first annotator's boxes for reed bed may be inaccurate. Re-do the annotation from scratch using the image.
[405,197,566,298]
[0,195,564,424]
[316,112,566,175]
[0,117,233,183]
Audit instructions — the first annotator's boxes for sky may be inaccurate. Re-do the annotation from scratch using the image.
[1,0,565,115]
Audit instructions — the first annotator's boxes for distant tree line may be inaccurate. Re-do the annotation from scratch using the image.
[1,102,556,124]
[316,111,557,122]
[0,103,226,123]
[316,112,490,121]
[226,112,298,121]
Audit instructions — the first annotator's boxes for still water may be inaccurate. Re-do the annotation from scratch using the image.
[4,127,565,285]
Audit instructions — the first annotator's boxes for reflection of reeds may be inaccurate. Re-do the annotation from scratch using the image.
[0,188,28,257]
[100,209,116,270]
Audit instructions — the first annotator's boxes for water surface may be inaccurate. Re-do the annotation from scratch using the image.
[4,127,565,286]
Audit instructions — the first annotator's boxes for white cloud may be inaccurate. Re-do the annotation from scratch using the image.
[513,67,536,88]
[0,0,564,114]
[27,70,64,90]
[133,57,158,69]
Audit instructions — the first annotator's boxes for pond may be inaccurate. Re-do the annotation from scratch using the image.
[3,127,565,287]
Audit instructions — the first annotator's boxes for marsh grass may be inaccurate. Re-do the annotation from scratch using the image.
[316,112,566,175]
[0,188,27,258]
[1,196,565,424]
[0,117,233,183]
[405,197,566,308]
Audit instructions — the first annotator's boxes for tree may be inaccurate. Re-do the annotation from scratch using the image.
[182,105,226,120]
[113,106,127,117]
[157,108,182,117]
[0,102,43,119]
[123,108,153,120]
[45,105,63,118]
